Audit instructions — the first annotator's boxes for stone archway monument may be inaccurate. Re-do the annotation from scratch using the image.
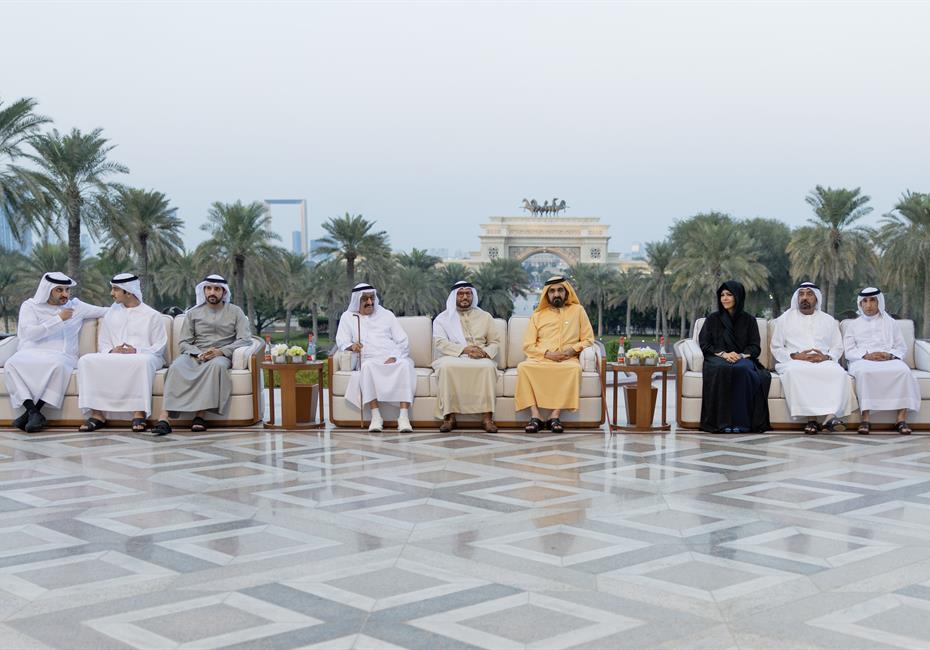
[474,214,611,266]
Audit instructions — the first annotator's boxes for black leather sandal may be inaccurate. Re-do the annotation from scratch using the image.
[546,418,564,433]
[151,420,172,436]
[191,416,208,432]
[131,418,147,433]
[803,420,820,435]
[857,422,870,435]
[524,417,545,433]
[824,417,846,433]
[896,420,913,435]
[79,417,107,432]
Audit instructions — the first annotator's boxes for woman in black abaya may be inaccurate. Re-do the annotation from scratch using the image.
[699,281,771,433]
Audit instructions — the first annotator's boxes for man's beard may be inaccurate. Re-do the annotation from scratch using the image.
[550,297,565,307]
[457,301,471,310]
[207,296,221,304]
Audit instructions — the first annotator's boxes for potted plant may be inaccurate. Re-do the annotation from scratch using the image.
[271,343,288,364]
[286,345,306,363]
[626,348,643,365]
[642,348,659,365]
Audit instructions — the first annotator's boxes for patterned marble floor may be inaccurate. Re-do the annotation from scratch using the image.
[2,426,930,649]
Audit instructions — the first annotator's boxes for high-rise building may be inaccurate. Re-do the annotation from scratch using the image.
[292,231,302,255]
[0,206,33,254]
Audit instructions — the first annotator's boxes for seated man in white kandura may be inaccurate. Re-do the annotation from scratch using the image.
[844,287,920,435]
[336,283,416,433]
[5,273,109,432]
[432,280,501,433]
[770,281,850,435]
[76,273,167,433]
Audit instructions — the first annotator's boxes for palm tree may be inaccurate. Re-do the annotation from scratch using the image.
[787,186,874,315]
[633,241,675,339]
[0,96,51,241]
[199,200,281,310]
[471,259,531,320]
[280,251,312,343]
[0,251,27,332]
[15,128,127,284]
[612,267,643,338]
[876,191,930,337]
[396,248,441,270]
[670,219,769,313]
[438,263,473,291]
[103,187,183,291]
[742,218,792,316]
[316,212,390,286]
[385,266,445,316]
[569,263,619,337]
[154,249,203,310]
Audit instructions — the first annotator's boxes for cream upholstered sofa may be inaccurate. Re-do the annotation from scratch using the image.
[0,315,265,427]
[328,315,605,429]
[675,317,930,431]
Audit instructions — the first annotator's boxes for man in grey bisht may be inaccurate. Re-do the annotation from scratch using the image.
[151,275,251,435]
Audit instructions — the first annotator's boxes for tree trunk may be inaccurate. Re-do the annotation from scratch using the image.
[596,300,603,337]
[923,264,930,339]
[825,279,836,316]
[311,301,319,341]
[233,257,246,307]
[625,301,631,338]
[67,208,82,288]
[139,235,149,294]
[901,281,909,319]
[284,307,292,344]
[772,293,782,318]
[654,309,660,338]
[660,307,668,341]
[346,253,356,286]
[679,303,686,339]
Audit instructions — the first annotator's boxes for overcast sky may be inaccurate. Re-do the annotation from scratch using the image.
[3,1,929,257]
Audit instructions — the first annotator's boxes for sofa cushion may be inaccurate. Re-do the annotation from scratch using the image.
[78,319,97,357]
[430,369,504,397]
[914,370,930,399]
[397,316,433,367]
[693,317,769,369]
[840,318,916,369]
[0,337,18,367]
[502,368,601,398]
[507,317,530,367]
[331,367,432,398]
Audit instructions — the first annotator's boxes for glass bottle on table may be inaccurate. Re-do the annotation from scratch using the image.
[264,335,272,362]
[617,336,625,363]
[307,333,316,361]
[659,335,667,364]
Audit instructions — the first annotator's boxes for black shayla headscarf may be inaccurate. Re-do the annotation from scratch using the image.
[716,280,746,351]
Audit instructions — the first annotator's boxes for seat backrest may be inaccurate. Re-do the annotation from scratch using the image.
[78,319,98,357]
[172,315,186,361]
[839,317,915,369]
[507,316,530,367]
[492,318,507,370]
[397,316,433,367]
[693,316,771,369]
[159,314,175,364]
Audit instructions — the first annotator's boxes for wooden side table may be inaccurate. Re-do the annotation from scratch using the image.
[262,359,327,430]
[605,361,672,432]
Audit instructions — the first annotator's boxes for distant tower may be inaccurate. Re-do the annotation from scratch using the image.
[264,199,308,255]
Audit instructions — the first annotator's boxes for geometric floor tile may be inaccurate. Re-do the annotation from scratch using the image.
[592,502,757,538]
[0,551,175,600]
[844,500,930,535]
[284,558,488,611]
[673,450,789,471]
[150,462,303,491]
[84,592,322,649]
[714,481,861,510]
[409,592,642,649]
[470,524,650,566]
[492,450,608,470]
[720,526,899,568]
[603,552,796,602]
[343,498,496,531]
[461,480,603,508]
[0,524,85,559]
[1,479,142,507]
[808,593,930,650]
[156,524,341,565]
[804,466,930,491]
[254,480,401,508]
[76,501,245,536]
[582,463,727,491]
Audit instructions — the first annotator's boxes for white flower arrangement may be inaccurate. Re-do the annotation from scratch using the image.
[286,345,306,357]
[271,343,288,356]
[626,347,658,360]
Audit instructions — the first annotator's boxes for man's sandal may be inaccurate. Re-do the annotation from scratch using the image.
[895,421,913,435]
[191,416,208,432]
[524,417,545,433]
[131,418,147,433]
[824,417,846,433]
[857,422,871,435]
[151,420,172,436]
[803,420,820,435]
[546,418,564,433]
[79,417,107,432]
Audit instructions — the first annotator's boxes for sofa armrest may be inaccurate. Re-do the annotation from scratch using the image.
[0,336,18,367]
[916,339,930,372]
[674,339,703,373]
[234,337,264,371]
[580,345,599,372]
